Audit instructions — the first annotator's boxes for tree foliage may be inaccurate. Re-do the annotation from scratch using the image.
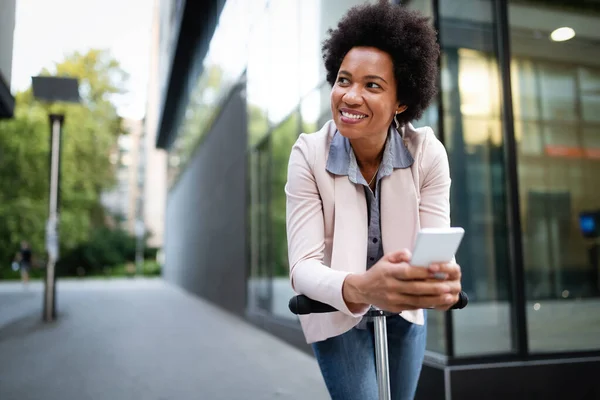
[0,49,128,270]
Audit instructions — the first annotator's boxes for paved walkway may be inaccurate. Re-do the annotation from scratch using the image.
[0,278,328,400]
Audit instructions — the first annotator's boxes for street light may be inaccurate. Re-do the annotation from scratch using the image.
[32,76,80,322]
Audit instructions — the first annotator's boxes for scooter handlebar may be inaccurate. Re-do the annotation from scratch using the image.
[289,291,469,315]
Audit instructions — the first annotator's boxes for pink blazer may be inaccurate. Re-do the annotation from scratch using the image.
[285,120,452,344]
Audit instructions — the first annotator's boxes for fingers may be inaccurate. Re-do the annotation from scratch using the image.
[390,278,461,309]
[376,280,461,310]
[382,255,462,282]
[387,263,431,281]
[433,292,461,311]
[386,293,457,311]
[369,254,463,312]
[401,279,461,298]
[393,279,458,296]
[427,262,461,281]
[384,249,412,263]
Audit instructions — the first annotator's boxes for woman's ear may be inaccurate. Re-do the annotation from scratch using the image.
[396,105,408,114]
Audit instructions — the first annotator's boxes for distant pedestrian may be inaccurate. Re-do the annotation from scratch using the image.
[14,241,33,288]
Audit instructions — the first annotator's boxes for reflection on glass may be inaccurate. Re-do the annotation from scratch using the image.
[426,311,446,355]
[270,112,300,319]
[581,69,600,123]
[403,0,434,16]
[439,0,514,356]
[404,0,439,134]
[403,0,445,355]
[248,139,273,312]
[166,0,250,187]
[246,1,382,319]
[300,88,322,134]
[300,83,331,134]
[247,7,271,148]
[509,0,600,353]
[267,0,301,125]
[299,0,324,98]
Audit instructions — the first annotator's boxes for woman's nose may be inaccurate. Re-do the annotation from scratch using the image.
[342,86,362,105]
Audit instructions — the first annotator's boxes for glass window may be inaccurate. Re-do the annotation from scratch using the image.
[404,0,445,355]
[269,112,300,319]
[580,68,600,123]
[247,138,273,312]
[300,83,331,134]
[299,0,325,98]
[247,1,380,319]
[166,0,251,187]
[509,0,600,353]
[405,0,440,135]
[298,0,378,98]
[403,0,434,16]
[267,0,301,125]
[439,0,515,356]
[247,7,271,148]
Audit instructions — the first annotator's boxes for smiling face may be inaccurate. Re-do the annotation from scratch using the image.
[331,46,405,141]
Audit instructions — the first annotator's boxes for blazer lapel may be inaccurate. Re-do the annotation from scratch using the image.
[331,174,368,273]
[381,170,420,254]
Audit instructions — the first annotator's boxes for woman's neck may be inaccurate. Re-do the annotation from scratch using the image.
[349,132,387,169]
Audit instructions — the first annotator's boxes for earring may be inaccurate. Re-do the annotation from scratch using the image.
[394,112,400,131]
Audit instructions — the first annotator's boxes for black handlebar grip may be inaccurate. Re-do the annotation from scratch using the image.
[289,295,336,315]
[289,291,469,315]
[451,291,469,309]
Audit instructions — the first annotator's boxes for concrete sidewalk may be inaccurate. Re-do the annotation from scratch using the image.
[0,278,328,400]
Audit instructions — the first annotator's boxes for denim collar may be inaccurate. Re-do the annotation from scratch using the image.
[326,126,414,184]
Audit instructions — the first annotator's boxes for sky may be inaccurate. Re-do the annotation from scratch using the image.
[11,0,155,120]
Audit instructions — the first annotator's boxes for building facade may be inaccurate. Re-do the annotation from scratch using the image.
[101,113,167,252]
[101,119,144,231]
[154,0,600,398]
[103,0,168,251]
[142,0,168,250]
[0,0,16,119]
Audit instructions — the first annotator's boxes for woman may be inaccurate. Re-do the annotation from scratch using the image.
[285,2,462,399]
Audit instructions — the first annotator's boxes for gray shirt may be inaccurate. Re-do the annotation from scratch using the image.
[325,126,415,270]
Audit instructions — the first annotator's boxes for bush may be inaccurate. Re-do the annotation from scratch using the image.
[56,226,139,277]
[0,226,161,280]
[86,260,162,278]
[0,265,45,280]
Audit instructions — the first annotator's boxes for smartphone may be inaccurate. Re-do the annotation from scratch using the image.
[410,227,465,268]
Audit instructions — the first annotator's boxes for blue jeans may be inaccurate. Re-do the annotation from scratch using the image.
[311,313,427,400]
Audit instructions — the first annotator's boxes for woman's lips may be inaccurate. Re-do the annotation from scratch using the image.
[339,109,368,124]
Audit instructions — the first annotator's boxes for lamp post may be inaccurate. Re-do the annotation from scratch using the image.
[32,76,80,322]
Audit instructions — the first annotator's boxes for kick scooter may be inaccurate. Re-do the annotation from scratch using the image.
[289,291,468,400]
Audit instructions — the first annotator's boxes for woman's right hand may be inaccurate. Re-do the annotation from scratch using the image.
[342,249,458,313]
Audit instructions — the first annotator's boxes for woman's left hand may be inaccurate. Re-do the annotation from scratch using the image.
[426,262,462,311]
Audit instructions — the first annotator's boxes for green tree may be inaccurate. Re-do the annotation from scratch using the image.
[0,49,128,272]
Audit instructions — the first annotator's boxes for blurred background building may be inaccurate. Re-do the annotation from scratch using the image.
[101,117,167,250]
[0,0,16,119]
[143,0,168,250]
[101,119,143,231]
[101,0,168,252]
[149,0,600,398]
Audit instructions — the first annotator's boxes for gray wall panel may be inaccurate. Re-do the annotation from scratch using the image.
[0,0,16,85]
[164,85,247,316]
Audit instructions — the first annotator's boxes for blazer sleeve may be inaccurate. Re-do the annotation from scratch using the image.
[419,131,452,230]
[285,134,369,317]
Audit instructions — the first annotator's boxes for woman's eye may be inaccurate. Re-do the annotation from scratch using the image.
[367,82,381,89]
[337,77,350,85]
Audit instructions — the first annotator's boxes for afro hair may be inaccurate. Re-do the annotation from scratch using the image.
[322,0,440,125]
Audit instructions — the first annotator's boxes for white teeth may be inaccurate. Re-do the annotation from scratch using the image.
[341,111,366,119]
